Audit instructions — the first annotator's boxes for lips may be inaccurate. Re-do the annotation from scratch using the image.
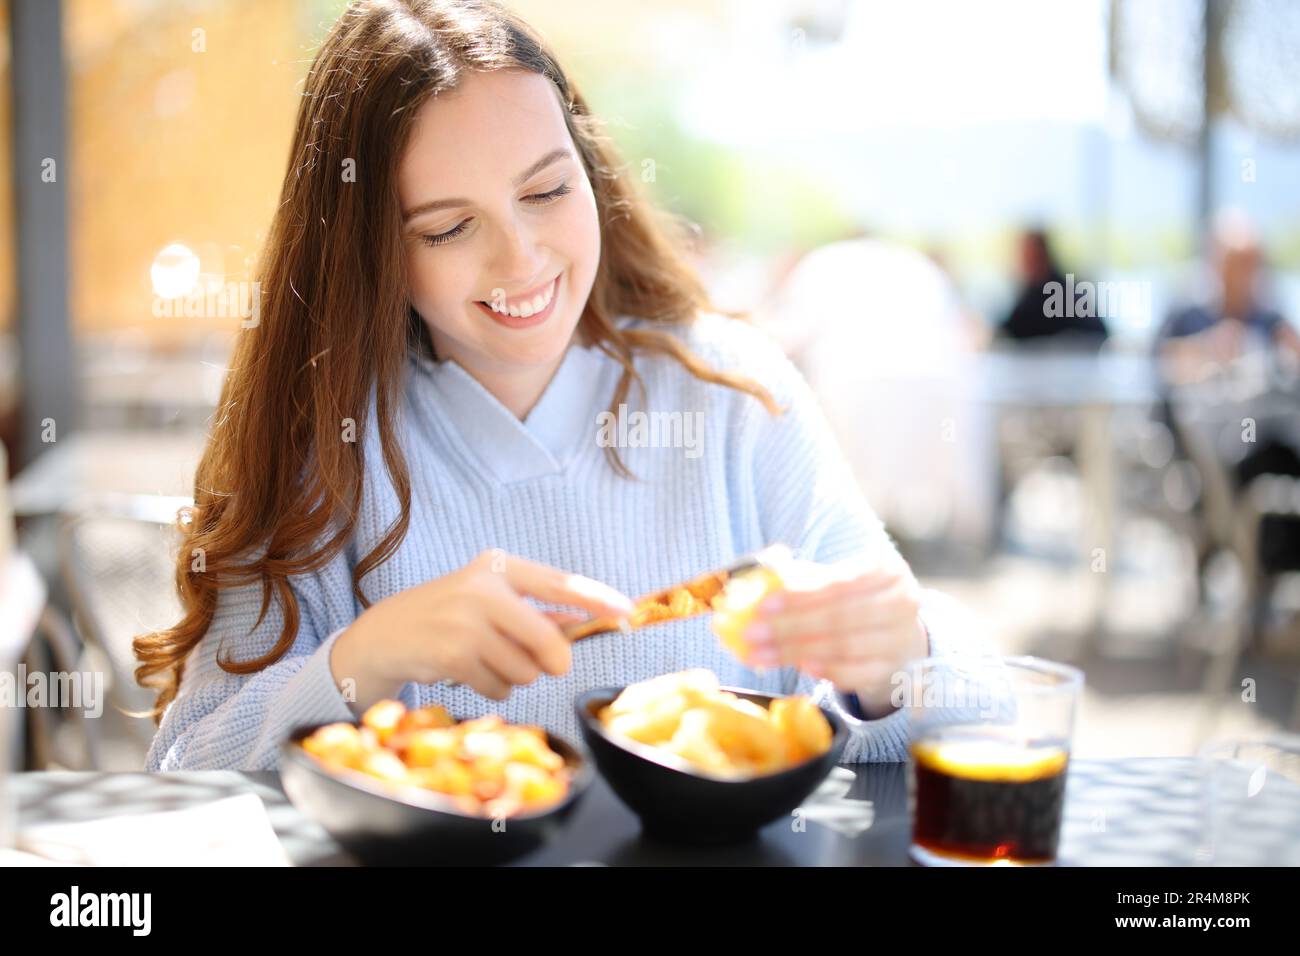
[477,274,558,315]
[473,273,561,330]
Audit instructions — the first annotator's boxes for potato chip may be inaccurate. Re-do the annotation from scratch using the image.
[596,669,833,777]
[602,668,720,716]
[770,696,833,763]
[663,709,734,774]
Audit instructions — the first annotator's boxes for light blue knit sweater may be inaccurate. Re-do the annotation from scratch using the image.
[146,313,985,771]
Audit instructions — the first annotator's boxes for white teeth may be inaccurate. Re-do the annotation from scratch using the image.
[485,276,556,317]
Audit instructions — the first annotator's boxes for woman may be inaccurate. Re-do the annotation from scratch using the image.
[136,0,982,771]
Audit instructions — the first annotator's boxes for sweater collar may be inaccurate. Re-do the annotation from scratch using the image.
[411,338,618,484]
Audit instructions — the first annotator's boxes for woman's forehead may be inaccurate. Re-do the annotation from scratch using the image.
[399,69,569,191]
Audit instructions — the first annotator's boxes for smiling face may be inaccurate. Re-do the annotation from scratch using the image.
[398,68,601,380]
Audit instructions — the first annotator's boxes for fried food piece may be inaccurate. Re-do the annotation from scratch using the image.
[686,576,725,604]
[565,572,730,640]
[697,698,787,774]
[301,722,368,770]
[662,709,734,774]
[507,727,567,771]
[357,748,410,783]
[504,761,567,805]
[668,586,702,617]
[403,728,460,767]
[602,695,691,746]
[388,703,455,753]
[398,703,455,733]
[470,757,508,801]
[598,670,719,746]
[407,756,476,795]
[361,699,406,745]
[711,566,785,660]
[629,601,674,626]
[627,580,718,627]
[769,696,834,764]
[596,669,833,776]
[299,701,570,817]
[600,668,721,717]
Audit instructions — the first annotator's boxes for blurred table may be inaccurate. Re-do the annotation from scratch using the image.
[972,349,1160,408]
[11,757,1299,865]
[8,429,206,518]
[971,349,1161,647]
[1173,381,1300,461]
[82,349,225,430]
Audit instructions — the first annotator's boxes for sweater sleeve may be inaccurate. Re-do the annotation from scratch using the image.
[144,554,360,772]
[734,321,994,762]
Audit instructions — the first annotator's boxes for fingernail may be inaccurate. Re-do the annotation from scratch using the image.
[567,575,635,612]
[758,596,784,615]
[743,622,772,644]
[602,589,636,614]
[749,648,780,667]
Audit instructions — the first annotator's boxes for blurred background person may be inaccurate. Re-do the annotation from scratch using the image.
[1156,211,1300,384]
[762,233,996,558]
[996,228,1109,349]
[1156,211,1300,584]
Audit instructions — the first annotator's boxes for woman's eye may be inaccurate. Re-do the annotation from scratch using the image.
[524,181,573,205]
[421,220,471,247]
[418,184,571,248]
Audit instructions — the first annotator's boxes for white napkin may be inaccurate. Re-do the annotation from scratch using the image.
[796,766,876,837]
[11,793,290,866]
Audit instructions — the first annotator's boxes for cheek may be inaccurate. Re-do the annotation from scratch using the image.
[405,189,600,318]
[555,184,600,267]
[406,245,473,315]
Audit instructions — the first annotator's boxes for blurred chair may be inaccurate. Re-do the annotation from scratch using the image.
[55,494,187,769]
[1232,475,1300,733]
[1170,386,1300,737]
[2,441,47,817]
[23,606,88,769]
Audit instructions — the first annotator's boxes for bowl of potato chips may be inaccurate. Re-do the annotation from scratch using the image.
[281,701,591,865]
[575,669,847,844]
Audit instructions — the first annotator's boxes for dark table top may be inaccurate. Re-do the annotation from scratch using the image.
[13,756,1300,866]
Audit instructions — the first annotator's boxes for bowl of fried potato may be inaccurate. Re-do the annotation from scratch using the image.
[575,669,847,844]
[281,701,591,865]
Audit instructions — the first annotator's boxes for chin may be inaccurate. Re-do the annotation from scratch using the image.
[498,325,580,367]
[446,314,573,371]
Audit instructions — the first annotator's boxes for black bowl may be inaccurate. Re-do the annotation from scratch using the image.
[575,685,848,845]
[280,723,592,865]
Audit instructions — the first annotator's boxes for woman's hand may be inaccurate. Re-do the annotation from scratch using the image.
[331,550,634,712]
[739,551,930,718]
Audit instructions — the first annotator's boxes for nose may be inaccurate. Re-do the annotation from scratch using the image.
[488,215,547,291]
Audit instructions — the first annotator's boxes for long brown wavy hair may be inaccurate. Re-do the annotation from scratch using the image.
[134,0,782,722]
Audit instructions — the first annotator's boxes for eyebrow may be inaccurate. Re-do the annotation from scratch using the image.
[402,147,574,224]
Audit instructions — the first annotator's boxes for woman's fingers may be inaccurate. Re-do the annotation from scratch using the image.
[758,571,896,622]
[488,551,635,618]
[755,580,914,647]
[455,657,513,701]
[769,631,887,669]
[479,630,544,688]
[484,595,573,677]
[543,610,588,628]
